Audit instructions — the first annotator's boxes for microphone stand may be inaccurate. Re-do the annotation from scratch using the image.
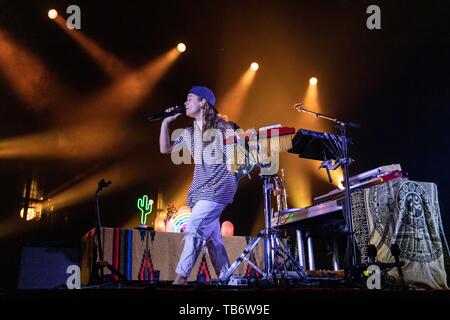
[91,179,128,284]
[294,103,360,282]
[390,244,406,290]
[294,103,360,129]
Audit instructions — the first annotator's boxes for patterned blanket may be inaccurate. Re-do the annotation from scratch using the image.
[351,178,449,289]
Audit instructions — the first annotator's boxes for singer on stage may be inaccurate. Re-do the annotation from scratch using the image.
[159,86,238,285]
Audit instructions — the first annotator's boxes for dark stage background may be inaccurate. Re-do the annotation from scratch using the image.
[1,0,449,289]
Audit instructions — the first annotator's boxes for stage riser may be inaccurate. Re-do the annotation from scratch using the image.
[81,228,265,284]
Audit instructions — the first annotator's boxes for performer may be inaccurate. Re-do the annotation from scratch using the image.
[159,86,238,285]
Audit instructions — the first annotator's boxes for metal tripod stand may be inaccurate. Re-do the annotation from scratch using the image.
[219,174,308,284]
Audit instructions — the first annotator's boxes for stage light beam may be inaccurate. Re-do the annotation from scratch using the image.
[53,16,128,78]
[217,66,258,123]
[48,9,58,20]
[44,155,147,211]
[65,46,181,127]
[177,43,186,53]
[0,29,71,110]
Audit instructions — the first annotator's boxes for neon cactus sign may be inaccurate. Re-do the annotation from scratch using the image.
[137,195,153,227]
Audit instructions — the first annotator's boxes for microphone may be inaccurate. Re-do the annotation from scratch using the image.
[367,244,377,264]
[390,243,406,288]
[148,105,185,121]
[97,179,112,194]
[293,102,305,112]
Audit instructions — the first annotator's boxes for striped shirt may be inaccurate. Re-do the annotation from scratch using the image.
[173,120,238,208]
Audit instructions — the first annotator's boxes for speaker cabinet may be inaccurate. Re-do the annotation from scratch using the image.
[18,243,79,289]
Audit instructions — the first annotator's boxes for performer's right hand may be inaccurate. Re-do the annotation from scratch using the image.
[162,107,182,123]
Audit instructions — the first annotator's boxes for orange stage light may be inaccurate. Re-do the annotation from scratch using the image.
[177,43,186,53]
[48,9,58,20]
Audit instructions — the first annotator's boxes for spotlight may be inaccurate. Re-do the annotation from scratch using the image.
[250,62,259,71]
[177,43,186,53]
[48,9,58,20]
[309,77,318,85]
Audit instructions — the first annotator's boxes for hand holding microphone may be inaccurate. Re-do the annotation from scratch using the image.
[148,105,185,122]
[163,106,183,123]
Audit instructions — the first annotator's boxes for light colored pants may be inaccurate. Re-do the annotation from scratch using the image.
[175,200,230,278]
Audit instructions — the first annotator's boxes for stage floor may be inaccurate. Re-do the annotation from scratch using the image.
[3,282,449,303]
